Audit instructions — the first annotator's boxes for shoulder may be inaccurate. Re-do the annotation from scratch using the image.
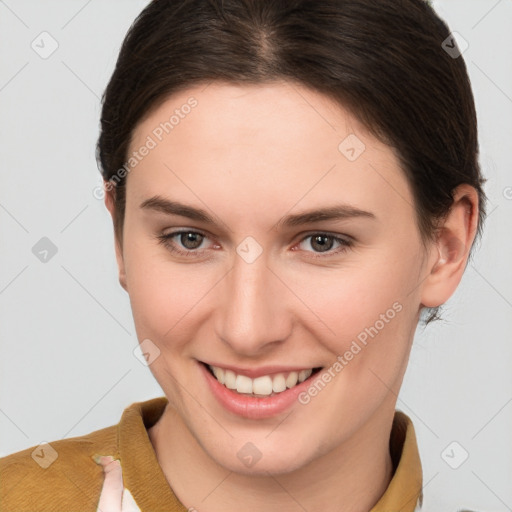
[0,423,118,512]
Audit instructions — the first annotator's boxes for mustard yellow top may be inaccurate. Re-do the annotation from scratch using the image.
[0,396,423,511]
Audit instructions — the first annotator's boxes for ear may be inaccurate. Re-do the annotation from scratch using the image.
[420,184,480,308]
[104,184,128,292]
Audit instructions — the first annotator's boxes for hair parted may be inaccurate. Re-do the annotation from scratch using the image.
[96,0,487,325]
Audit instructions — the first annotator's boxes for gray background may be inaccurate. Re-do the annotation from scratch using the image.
[0,1,511,510]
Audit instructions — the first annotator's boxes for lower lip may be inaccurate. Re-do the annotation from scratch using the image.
[199,362,321,420]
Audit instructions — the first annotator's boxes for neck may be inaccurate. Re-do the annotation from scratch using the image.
[148,404,396,512]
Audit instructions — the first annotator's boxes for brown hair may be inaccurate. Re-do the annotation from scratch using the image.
[96,0,487,324]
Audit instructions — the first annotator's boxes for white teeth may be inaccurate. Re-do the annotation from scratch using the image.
[272,373,286,393]
[212,366,225,384]
[208,365,316,396]
[286,371,298,388]
[224,369,237,389]
[235,374,253,394]
[252,376,273,395]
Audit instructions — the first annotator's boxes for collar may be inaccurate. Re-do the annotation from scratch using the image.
[96,396,423,511]
[371,410,423,511]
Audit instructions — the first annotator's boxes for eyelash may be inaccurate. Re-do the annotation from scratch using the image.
[155,229,354,260]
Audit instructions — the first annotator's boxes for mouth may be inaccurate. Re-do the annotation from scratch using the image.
[203,362,323,398]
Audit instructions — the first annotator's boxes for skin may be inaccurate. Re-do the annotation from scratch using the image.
[105,81,479,512]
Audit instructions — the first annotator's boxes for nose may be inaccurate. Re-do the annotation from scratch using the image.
[215,250,293,356]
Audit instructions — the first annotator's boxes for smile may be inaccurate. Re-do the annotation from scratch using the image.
[207,364,323,397]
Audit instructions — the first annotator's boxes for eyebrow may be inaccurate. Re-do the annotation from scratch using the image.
[139,195,376,229]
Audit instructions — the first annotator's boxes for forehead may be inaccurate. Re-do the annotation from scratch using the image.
[131,80,370,158]
[126,81,414,225]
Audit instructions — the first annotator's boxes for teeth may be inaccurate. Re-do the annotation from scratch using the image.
[272,373,286,393]
[235,374,253,394]
[286,371,298,388]
[298,369,312,382]
[253,376,273,395]
[208,365,315,396]
[212,366,225,385]
[224,369,237,389]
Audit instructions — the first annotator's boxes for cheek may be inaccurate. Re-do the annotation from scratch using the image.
[335,264,420,391]
[286,250,421,407]
[282,251,418,348]
[123,238,222,351]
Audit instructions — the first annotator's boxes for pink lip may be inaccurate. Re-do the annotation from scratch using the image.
[199,361,321,419]
[201,361,318,379]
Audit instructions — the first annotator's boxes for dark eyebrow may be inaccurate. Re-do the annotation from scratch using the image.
[140,196,212,223]
[275,204,376,229]
[139,195,376,229]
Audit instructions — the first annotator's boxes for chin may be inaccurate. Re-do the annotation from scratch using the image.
[202,437,317,477]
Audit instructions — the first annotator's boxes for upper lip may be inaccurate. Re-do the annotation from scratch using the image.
[200,361,321,379]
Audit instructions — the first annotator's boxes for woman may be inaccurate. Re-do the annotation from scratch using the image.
[0,0,486,510]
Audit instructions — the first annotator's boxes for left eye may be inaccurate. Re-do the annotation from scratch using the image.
[156,230,353,258]
[297,234,352,255]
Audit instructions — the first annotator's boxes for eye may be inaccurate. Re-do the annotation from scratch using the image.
[295,233,353,258]
[156,230,215,257]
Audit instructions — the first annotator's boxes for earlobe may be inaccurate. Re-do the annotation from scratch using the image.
[103,184,128,293]
[420,184,479,308]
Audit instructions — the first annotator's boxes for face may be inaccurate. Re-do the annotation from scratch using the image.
[113,81,433,475]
